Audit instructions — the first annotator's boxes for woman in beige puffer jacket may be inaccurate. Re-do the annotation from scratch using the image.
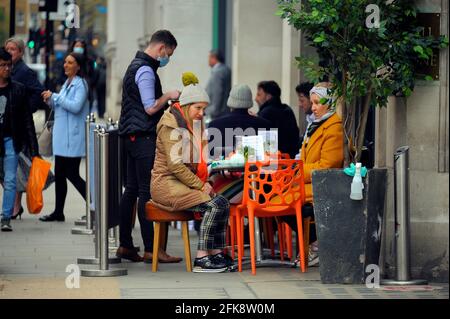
[151,84,231,273]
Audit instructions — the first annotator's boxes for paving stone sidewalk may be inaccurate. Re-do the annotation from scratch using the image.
[1,160,448,299]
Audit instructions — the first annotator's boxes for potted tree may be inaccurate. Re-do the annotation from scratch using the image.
[277,0,448,284]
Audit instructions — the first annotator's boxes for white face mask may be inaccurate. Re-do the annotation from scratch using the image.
[73,47,85,55]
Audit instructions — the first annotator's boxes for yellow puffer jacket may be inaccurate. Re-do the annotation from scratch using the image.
[300,113,344,203]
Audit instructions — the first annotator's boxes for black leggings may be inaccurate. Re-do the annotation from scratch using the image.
[54,156,86,216]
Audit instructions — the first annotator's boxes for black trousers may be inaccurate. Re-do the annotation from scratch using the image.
[281,203,317,244]
[54,156,86,216]
[96,88,106,119]
[119,135,155,253]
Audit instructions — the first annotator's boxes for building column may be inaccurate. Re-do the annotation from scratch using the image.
[105,0,145,120]
[281,20,301,123]
[231,0,283,112]
[376,0,449,283]
[144,0,212,91]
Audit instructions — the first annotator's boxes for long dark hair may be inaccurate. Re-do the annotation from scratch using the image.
[70,39,89,58]
[67,52,87,79]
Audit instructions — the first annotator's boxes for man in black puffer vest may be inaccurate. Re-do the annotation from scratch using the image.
[117,30,182,264]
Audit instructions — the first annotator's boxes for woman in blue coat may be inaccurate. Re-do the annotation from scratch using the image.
[39,53,90,222]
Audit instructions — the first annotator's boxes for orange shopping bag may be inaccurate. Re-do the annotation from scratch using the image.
[26,157,52,214]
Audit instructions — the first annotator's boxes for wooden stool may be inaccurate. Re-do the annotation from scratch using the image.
[145,201,194,272]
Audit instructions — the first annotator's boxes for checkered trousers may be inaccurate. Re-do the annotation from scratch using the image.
[186,195,230,251]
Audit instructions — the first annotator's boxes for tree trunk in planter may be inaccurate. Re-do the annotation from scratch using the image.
[311,169,387,284]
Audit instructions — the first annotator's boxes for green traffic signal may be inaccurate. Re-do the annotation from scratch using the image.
[28,40,35,49]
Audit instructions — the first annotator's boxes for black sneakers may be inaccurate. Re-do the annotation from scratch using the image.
[193,255,227,273]
[192,253,238,273]
[1,218,12,232]
[211,252,238,272]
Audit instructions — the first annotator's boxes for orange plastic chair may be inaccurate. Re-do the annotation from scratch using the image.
[228,204,239,259]
[227,152,291,259]
[229,150,293,262]
[303,217,315,260]
[236,159,307,275]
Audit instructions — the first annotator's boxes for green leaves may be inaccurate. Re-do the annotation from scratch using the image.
[440,36,449,48]
[275,9,285,17]
[277,0,448,106]
[403,87,413,97]
[277,0,448,162]
[413,45,424,54]
[313,35,325,43]
[319,98,329,105]
[295,56,325,83]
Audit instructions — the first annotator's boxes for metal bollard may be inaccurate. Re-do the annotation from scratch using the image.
[107,120,120,252]
[382,146,427,285]
[115,124,121,248]
[81,129,127,277]
[77,127,121,266]
[74,113,97,227]
[72,114,96,235]
[86,114,97,230]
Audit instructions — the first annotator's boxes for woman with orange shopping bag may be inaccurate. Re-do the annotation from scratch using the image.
[26,157,52,214]
[0,47,39,232]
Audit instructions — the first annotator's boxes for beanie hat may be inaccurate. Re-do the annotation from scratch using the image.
[179,84,210,106]
[227,84,253,109]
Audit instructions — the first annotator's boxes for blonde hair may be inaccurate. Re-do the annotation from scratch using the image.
[5,38,25,53]
[315,82,332,89]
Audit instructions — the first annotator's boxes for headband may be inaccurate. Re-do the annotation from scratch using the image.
[310,86,334,108]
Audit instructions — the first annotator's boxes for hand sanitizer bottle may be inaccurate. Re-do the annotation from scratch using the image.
[350,162,364,200]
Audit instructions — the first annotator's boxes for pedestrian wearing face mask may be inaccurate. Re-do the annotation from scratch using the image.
[116,30,182,264]
[57,39,96,112]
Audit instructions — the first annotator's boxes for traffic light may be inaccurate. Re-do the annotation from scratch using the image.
[39,28,46,50]
[38,0,58,12]
[28,28,38,56]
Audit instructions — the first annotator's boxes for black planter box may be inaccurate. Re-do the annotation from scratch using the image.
[311,169,387,284]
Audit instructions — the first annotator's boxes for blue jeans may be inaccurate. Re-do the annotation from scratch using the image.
[2,138,18,220]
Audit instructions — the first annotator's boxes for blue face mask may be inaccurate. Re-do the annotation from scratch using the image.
[73,47,85,55]
[157,48,170,68]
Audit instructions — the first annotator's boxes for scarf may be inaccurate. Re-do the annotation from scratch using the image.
[170,103,208,183]
[304,110,335,147]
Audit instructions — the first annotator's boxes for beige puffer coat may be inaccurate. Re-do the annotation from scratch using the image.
[150,107,210,211]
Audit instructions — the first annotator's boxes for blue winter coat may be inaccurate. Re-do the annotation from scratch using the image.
[50,76,89,158]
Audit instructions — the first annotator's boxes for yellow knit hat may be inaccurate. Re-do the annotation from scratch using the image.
[182,72,199,87]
